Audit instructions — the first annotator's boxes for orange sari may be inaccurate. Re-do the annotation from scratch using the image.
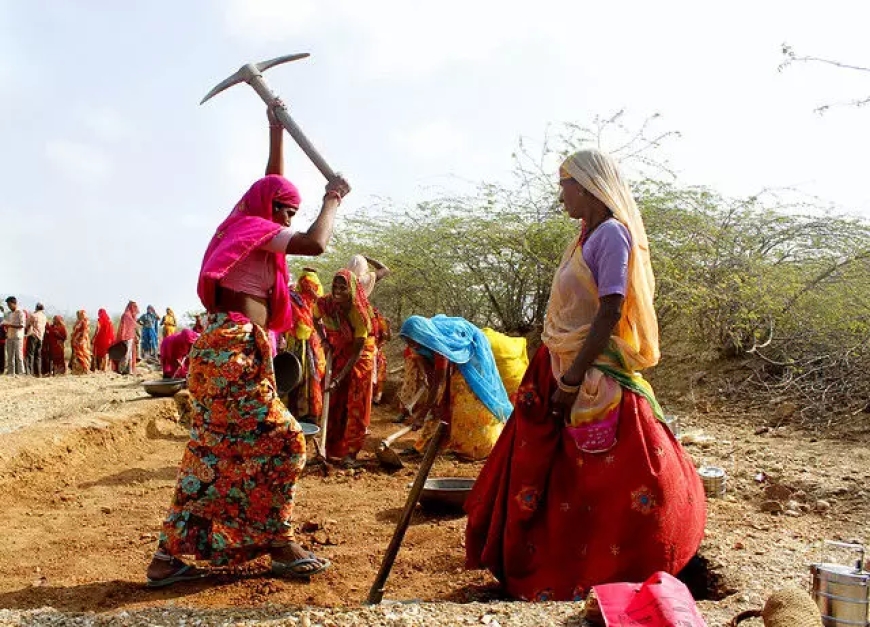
[316,270,376,459]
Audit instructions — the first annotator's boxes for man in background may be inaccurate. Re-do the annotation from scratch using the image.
[2,297,26,375]
[26,302,47,377]
[0,306,6,374]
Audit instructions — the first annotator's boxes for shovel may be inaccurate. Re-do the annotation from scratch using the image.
[376,387,428,469]
[376,425,415,469]
[367,420,448,605]
[311,352,332,464]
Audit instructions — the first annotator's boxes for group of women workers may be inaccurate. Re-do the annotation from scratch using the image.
[30,308,134,376]
[145,99,705,604]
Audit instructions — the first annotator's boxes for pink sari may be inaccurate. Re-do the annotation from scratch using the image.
[115,301,139,374]
[197,175,299,333]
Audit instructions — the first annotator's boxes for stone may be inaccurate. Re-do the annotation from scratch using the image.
[760,500,784,514]
[763,484,793,502]
[814,500,831,513]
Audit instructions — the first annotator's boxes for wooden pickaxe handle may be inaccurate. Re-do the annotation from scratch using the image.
[200,55,338,183]
[246,75,337,182]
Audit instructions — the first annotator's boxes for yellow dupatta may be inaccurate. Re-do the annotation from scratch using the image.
[542,149,662,427]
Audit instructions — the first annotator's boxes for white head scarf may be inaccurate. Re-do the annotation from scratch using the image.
[560,148,660,369]
[346,254,377,297]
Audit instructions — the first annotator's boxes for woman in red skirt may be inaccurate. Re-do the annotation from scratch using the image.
[465,148,705,602]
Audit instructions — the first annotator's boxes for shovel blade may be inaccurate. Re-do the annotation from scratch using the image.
[376,444,404,469]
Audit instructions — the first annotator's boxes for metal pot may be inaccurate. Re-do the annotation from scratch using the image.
[698,465,726,498]
[273,352,302,397]
[143,378,186,397]
[811,541,869,627]
[419,477,475,513]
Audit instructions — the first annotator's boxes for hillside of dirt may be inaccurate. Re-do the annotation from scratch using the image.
[0,365,867,626]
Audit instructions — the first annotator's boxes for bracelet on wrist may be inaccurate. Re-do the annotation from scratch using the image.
[557,376,582,394]
[324,190,342,203]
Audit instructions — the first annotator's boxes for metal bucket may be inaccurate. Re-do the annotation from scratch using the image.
[698,465,726,498]
[811,542,869,627]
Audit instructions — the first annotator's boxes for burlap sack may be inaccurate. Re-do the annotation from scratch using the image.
[730,587,823,627]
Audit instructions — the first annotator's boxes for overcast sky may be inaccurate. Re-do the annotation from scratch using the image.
[1,0,868,316]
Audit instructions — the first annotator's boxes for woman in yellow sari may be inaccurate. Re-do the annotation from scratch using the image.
[161,308,177,340]
[285,268,327,422]
[400,315,512,461]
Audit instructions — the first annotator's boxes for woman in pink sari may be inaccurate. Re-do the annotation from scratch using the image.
[160,329,199,379]
[115,301,139,374]
[145,102,350,588]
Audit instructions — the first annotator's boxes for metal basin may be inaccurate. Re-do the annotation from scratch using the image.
[419,477,475,513]
[144,379,186,397]
[274,352,302,397]
[298,422,320,439]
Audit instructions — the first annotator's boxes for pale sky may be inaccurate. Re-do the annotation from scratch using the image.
[1,0,868,316]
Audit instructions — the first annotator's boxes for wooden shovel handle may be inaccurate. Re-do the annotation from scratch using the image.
[367,420,447,604]
[381,425,414,448]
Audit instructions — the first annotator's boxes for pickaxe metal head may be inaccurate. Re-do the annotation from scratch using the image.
[199,53,310,105]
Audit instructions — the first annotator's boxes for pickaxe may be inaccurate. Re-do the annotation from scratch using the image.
[200,53,338,182]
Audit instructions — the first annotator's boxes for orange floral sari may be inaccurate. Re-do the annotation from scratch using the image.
[316,270,376,459]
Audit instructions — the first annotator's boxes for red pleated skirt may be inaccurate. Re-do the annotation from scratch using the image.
[465,345,706,601]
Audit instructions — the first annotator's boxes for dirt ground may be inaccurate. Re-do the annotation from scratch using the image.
[0,367,868,626]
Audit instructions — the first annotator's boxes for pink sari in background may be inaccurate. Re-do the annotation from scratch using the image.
[197,175,299,334]
[160,329,199,379]
[115,301,139,374]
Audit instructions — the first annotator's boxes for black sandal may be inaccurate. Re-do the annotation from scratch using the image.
[146,552,209,588]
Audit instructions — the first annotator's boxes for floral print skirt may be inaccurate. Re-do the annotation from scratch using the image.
[465,345,706,601]
[159,313,306,566]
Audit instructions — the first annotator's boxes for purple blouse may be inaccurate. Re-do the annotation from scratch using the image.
[582,218,632,297]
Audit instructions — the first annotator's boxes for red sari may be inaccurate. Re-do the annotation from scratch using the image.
[466,151,705,601]
[44,317,67,376]
[316,270,376,459]
[92,309,115,370]
[465,346,705,601]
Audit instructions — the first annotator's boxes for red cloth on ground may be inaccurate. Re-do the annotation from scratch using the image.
[465,345,706,602]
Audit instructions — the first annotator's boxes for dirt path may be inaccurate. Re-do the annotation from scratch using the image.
[0,376,867,626]
[0,391,496,614]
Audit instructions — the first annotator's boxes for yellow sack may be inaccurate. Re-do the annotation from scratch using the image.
[482,328,529,398]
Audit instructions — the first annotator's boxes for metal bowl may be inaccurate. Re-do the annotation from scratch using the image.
[274,352,303,397]
[144,379,186,397]
[419,477,475,513]
[298,422,320,439]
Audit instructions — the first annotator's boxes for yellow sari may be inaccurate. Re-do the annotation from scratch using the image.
[543,150,662,429]
[162,309,177,339]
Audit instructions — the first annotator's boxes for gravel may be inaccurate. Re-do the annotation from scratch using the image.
[0,602,593,627]
[0,369,157,435]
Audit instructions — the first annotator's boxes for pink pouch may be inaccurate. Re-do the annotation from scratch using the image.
[564,408,619,453]
[593,571,707,627]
